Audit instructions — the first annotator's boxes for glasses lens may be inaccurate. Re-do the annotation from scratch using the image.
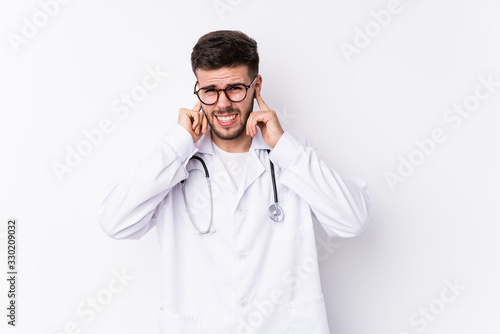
[226,85,247,102]
[199,89,218,105]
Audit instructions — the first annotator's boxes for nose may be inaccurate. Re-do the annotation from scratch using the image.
[216,90,232,109]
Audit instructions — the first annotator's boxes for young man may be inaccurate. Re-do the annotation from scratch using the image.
[98,30,372,334]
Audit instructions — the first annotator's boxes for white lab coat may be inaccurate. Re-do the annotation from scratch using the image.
[98,124,372,334]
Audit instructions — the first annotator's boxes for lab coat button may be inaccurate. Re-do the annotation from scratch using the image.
[240,300,248,308]
[238,252,247,261]
[236,208,246,216]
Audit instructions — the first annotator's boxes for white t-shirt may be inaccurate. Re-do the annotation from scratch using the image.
[212,143,250,191]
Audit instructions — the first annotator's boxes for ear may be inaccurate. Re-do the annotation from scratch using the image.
[254,75,263,97]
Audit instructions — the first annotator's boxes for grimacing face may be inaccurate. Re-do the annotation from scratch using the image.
[195,66,258,141]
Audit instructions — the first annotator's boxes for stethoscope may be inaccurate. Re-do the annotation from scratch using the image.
[180,150,284,235]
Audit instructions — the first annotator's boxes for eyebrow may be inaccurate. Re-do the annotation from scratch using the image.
[199,82,247,90]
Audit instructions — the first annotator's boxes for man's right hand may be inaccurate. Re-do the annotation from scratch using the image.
[178,101,208,143]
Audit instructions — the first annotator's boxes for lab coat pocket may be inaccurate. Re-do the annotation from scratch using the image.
[289,294,330,334]
[159,306,202,334]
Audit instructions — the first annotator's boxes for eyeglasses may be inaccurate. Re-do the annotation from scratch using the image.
[194,76,258,105]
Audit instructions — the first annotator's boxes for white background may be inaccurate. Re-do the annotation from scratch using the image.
[1,0,499,333]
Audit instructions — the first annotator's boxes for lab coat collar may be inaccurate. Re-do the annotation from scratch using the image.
[195,124,272,155]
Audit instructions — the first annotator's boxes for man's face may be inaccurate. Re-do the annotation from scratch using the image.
[195,66,258,141]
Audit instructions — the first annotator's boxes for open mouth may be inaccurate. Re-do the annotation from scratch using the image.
[215,113,238,126]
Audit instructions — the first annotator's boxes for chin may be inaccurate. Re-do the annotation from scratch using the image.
[212,125,246,141]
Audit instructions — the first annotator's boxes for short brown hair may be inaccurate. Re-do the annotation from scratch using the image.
[191,30,259,78]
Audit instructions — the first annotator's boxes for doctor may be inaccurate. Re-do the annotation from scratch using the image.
[98,30,372,333]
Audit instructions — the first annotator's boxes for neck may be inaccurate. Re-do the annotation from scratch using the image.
[211,130,252,153]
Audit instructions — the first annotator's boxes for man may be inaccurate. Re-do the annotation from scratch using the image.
[98,30,372,333]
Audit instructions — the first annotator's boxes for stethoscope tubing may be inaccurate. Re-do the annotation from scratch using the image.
[182,150,284,235]
[181,156,214,234]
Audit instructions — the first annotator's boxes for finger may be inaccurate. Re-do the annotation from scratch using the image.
[193,101,202,112]
[255,113,265,136]
[195,113,204,135]
[201,113,208,134]
[246,113,255,136]
[254,87,270,111]
[192,101,203,133]
[246,112,262,137]
[191,112,199,132]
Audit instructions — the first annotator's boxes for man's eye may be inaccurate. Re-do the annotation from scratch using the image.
[228,86,244,91]
[203,88,217,93]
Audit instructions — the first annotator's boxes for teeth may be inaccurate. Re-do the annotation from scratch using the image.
[216,114,236,123]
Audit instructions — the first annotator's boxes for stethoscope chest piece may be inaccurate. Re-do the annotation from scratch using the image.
[268,203,284,222]
[193,226,216,235]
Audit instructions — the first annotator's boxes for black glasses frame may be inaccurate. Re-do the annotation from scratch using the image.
[193,76,258,105]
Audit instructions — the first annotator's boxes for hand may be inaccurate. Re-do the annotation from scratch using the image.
[246,86,284,148]
[178,101,208,143]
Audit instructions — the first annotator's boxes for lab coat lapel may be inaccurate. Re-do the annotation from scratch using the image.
[236,128,271,201]
[236,150,264,200]
[195,127,237,193]
[195,126,214,156]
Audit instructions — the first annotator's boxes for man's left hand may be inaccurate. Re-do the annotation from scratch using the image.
[246,87,284,148]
